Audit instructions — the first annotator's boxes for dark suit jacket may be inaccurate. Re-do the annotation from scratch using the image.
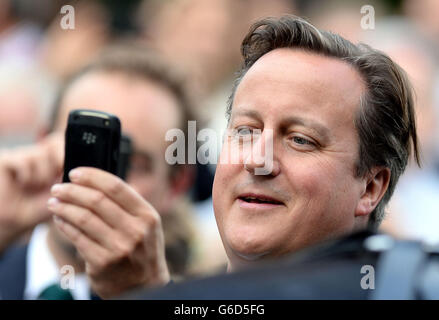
[0,245,28,300]
[0,244,101,300]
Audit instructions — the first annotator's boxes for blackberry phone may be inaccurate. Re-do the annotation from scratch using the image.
[62,109,122,182]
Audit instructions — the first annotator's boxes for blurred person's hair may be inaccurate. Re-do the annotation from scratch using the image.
[226,15,421,229]
[49,43,197,175]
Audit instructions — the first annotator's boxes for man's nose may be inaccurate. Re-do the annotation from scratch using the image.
[244,129,280,176]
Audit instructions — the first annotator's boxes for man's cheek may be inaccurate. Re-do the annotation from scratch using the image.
[212,167,227,208]
[214,159,242,193]
[212,166,234,222]
[296,165,354,229]
[306,155,343,187]
[291,161,332,197]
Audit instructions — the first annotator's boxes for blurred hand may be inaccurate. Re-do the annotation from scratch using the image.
[48,167,170,299]
[0,133,64,253]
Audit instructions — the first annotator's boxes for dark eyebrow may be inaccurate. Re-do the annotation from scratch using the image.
[281,116,330,140]
[230,108,263,123]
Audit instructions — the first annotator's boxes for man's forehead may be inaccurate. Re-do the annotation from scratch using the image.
[234,48,365,120]
[251,48,357,73]
[55,72,182,133]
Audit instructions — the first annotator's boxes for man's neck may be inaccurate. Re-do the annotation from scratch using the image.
[46,223,85,273]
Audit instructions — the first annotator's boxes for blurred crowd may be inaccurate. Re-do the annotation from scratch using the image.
[0,0,438,286]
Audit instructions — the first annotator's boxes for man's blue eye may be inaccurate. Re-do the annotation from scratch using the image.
[237,127,252,135]
[293,136,311,145]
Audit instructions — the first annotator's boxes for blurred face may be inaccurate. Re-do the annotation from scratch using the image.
[54,71,182,215]
[148,0,231,94]
[213,49,369,269]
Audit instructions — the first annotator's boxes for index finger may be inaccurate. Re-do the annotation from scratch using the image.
[45,132,65,173]
[67,167,156,217]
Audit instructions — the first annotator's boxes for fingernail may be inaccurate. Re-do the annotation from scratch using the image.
[47,197,59,208]
[51,184,62,195]
[53,215,63,225]
[69,169,81,181]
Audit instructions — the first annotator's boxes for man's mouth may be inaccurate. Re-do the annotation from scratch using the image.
[237,193,284,208]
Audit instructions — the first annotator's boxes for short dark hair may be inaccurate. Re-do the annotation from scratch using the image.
[226,15,420,229]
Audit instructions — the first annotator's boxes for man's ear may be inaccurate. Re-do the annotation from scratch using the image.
[355,167,391,217]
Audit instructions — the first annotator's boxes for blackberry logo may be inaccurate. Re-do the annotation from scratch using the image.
[82,132,96,145]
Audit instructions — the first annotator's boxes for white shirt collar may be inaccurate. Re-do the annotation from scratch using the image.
[24,224,91,300]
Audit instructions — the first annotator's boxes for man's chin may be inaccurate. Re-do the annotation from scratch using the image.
[234,250,270,261]
[226,245,272,272]
[225,235,273,264]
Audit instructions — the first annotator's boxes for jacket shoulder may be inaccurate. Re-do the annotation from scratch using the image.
[0,245,28,300]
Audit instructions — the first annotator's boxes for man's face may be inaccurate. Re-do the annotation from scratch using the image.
[54,71,182,214]
[213,48,368,267]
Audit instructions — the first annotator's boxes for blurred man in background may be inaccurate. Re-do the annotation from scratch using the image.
[0,45,197,299]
